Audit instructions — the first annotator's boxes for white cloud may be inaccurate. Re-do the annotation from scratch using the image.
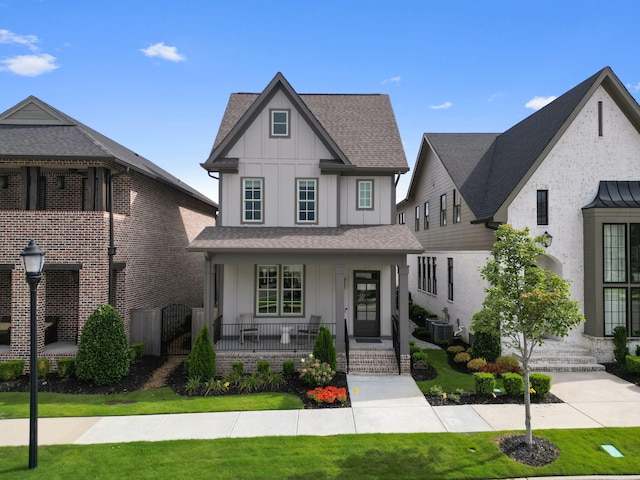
[627,82,640,92]
[430,101,452,110]
[525,95,557,111]
[1,54,59,76]
[488,93,503,102]
[0,29,39,51]
[140,42,186,62]
[381,76,401,85]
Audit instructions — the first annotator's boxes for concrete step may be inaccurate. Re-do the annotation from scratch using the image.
[527,363,605,372]
[525,355,599,365]
[511,342,604,372]
[348,349,398,374]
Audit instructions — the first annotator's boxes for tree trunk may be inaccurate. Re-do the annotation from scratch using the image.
[522,336,533,445]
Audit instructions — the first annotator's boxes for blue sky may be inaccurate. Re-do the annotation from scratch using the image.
[2,0,639,202]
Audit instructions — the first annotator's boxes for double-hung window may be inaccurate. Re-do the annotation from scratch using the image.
[453,190,461,224]
[296,179,317,223]
[440,194,447,226]
[357,179,373,209]
[270,109,290,137]
[256,265,304,316]
[424,202,429,230]
[447,258,454,301]
[242,178,263,223]
[415,205,420,231]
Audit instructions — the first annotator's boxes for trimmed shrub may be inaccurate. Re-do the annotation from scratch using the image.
[37,358,50,379]
[282,360,295,376]
[472,331,501,363]
[231,362,244,376]
[502,372,524,396]
[410,343,422,356]
[466,357,487,372]
[299,355,335,386]
[453,352,471,364]
[257,360,270,375]
[409,304,429,325]
[412,350,429,365]
[529,373,552,396]
[129,343,144,363]
[184,326,216,380]
[0,360,25,381]
[626,355,640,374]
[613,326,629,365]
[495,355,521,372]
[57,358,75,379]
[313,326,337,371]
[76,304,130,386]
[447,345,465,355]
[473,372,495,396]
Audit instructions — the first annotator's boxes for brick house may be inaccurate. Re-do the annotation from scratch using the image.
[397,66,640,366]
[188,73,422,374]
[0,96,217,370]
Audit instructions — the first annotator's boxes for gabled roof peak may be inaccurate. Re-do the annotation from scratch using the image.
[0,96,74,126]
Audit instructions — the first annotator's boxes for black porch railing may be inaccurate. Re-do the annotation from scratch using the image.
[392,314,401,374]
[344,318,350,373]
[213,320,336,352]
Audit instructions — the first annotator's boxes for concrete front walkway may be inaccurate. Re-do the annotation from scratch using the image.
[2,371,640,447]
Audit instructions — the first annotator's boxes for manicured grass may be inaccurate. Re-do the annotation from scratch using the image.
[1,428,639,479]
[0,387,303,419]
[415,348,478,393]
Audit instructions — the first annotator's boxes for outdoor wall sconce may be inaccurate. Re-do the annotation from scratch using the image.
[542,231,553,248]
[0,176,7,189]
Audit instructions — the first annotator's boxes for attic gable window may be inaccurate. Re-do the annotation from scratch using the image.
[270,109,290,137]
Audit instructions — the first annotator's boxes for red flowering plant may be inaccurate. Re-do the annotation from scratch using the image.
[307,386,347,404]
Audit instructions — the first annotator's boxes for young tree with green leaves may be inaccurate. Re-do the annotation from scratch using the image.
[471,224,584,445]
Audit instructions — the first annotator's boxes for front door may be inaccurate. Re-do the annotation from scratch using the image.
[353,271,380,337]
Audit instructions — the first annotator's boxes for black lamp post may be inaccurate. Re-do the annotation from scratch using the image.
[21,240,45,470]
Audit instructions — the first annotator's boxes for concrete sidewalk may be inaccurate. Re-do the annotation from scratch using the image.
[2,370,640,447]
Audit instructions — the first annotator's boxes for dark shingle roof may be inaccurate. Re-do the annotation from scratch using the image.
[0,96,217,207]
[583,181,640,208]
[205,73,407,172]
[187,225,424,254]
[406,67,640,221]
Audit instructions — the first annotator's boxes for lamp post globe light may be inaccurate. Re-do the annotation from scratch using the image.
[20,240,45,470]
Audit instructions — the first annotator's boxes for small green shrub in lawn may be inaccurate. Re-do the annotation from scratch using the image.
[429,384,444,396]
[453,352,471,364]
[502,372,524,395]
[37,357,50,379]
[471,331,501,362]
[186,375,202,395]
[410,343,422,356]
[184,326,216,380]
[57,357,75,378]
[530,372,552,395]
[411,350,429,364]
[447,345,465,355]
[473,372,495,395]
[282,360,295,376]
[466,357,487,372]
[299,354,335,386]
[313,325,337,371]
[627,355,640,374]
[614,326,629,365]
[76,304,130,386]
[0,359,24,380]
[257,360,270,375]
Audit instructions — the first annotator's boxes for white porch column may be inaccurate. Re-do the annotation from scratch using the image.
[335,264,345,354]
[398,265,409,357]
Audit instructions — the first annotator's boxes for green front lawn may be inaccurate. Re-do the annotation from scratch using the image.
[415,348,478,393]
[0,387,302,419]
[1,428,639,479]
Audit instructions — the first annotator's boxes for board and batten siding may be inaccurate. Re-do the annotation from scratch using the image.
[341,175,395,225]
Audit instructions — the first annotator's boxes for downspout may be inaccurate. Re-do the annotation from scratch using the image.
[108,168,129,306]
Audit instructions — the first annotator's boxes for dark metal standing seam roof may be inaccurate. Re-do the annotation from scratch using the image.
[583,181,640,208]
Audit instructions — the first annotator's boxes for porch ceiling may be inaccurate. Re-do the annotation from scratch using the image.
[187,225,424,256]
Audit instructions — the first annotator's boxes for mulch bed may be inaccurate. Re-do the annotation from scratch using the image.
[498,434,560,466]
[604,361,640,386]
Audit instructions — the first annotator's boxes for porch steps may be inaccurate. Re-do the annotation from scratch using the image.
[348,345,399,375]
[511,341,604,372]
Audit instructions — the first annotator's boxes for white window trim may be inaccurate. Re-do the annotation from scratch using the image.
[255,265,305,317]
[270,109,290,137]
[357,179,374,210]
[256,265,279,316]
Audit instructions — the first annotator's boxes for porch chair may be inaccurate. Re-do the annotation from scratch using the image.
[237,313,259,344]
[297,315,322,345]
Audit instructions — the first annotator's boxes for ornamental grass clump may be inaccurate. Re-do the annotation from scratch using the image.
[447,345,466,355]
[307,386,347,404]
[299,354,335,386]
[76,304,130,386]
[466,357,487,372]
[453,352,471,364]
